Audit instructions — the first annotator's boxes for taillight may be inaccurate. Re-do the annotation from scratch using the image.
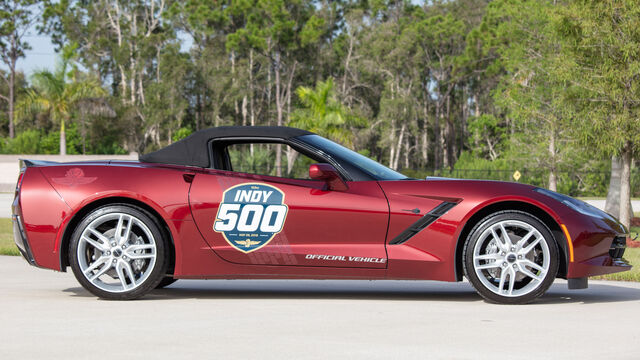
[15,167,26,194]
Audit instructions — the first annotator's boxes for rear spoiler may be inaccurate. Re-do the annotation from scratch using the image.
[19,159,59,168]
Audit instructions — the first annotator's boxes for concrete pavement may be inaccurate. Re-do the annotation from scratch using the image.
[1,255,639,359]
[1,193,10,218]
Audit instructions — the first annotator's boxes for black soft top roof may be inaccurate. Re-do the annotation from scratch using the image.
[139,126,313,167]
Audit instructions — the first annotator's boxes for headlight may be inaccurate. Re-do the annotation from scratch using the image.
[534,188,615,220]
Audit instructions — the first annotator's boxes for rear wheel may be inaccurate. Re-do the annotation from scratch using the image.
[463,211,559,304]
[69,204,168,300]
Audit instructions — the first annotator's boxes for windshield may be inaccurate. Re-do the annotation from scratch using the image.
[299,134,408,180]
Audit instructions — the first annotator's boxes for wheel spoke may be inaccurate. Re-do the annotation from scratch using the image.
[126,252,155,260]
[83,256,109,276]
[119,216,133,246]
[518,264,543,281]
[121,261,137,288]
[81,236,108,251]
[498,268,508,293]
[499,223,513,247]
[89,259,113,281]
[507,269,516,295]
[520,237,542,255]
[516,229,535,251]
[126,244,155,252]
[476,253,502,261]
[115,262,131,290]
[88,227,110,245]
[490,228,508,251]
[114,214,125,243]
[521,259,545,273]
[476,262,500,270]
[125,244,155,260]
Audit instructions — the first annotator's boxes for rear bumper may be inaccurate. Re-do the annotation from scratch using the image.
[12,213,37,266]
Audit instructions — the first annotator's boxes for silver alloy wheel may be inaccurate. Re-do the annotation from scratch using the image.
[472,219,550,297]
[77,213,157,293]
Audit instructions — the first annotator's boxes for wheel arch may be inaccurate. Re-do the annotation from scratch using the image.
[454,200,568,281]
[59,196,176,275]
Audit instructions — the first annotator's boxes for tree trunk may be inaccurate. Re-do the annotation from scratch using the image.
[605,156,634,221]
[605,156,622,216]
[421,103,428,167]
[274,51,283,177]
[548,172,557,192]
[60,120,67,156]
[619,144,632,230]
[8,55,15,138]
[548,131,557,191]
[434,102,442,170]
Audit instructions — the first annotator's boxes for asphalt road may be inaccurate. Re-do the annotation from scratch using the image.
[1,256,639,359]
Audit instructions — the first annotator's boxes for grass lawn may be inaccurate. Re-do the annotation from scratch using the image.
[0,218,19,256]
[1,217,639,281]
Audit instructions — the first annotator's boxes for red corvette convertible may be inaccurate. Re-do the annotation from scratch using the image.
[12,126,630,303]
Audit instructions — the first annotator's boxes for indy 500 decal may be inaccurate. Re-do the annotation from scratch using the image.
[214,183,289,253]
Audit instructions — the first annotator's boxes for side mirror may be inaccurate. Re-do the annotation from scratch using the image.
[309,163,348,191]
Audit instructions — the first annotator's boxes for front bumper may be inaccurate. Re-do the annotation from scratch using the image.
[567,232,631,278]
[561,206,632,279]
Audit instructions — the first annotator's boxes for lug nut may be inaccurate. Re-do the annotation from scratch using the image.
[502,262,507,267]
[111,242,116,247]
[511,247,515,252]
[121,245,126,249]
[518,255,522,259]
[112,259,117,264]
[512,264,517,269]
[122,256,127,260]
[501,252,505,256]
[105,251,111,255]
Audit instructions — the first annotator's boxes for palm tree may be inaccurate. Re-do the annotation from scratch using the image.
[289,77,367,147]
[16,57,108,155]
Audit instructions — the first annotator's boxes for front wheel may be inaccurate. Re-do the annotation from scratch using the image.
[463,211,559,304]
[69,204,169,300]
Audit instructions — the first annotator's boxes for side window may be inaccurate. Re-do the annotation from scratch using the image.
[225,143,317,179]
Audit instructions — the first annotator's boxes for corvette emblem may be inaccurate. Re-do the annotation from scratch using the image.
[52,168,97,187]
[213,183,289,253]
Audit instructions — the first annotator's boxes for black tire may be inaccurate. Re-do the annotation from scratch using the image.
[155,276,178,289]
[69,204,169,300]
[463,210,559,304]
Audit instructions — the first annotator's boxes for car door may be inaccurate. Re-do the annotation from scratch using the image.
[188,140,389,268]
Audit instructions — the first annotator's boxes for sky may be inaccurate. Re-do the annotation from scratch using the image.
[8,32,57,76]
[4,26,193,78]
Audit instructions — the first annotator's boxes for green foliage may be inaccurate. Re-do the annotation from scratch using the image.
[172,127,193,142]
[556,0,640,158]
[0,122,80,154]
[0,0,635,203]
[16,53,109,154]
[0,218,20,256]
[289,77,366,146]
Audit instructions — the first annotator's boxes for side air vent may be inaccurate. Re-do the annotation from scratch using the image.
[389,201,457,245]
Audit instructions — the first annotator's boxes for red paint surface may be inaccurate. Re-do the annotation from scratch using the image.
[15,161,630,281]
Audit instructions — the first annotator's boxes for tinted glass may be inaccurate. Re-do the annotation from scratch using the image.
[299,135,408,180]
[226,143,315,179]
